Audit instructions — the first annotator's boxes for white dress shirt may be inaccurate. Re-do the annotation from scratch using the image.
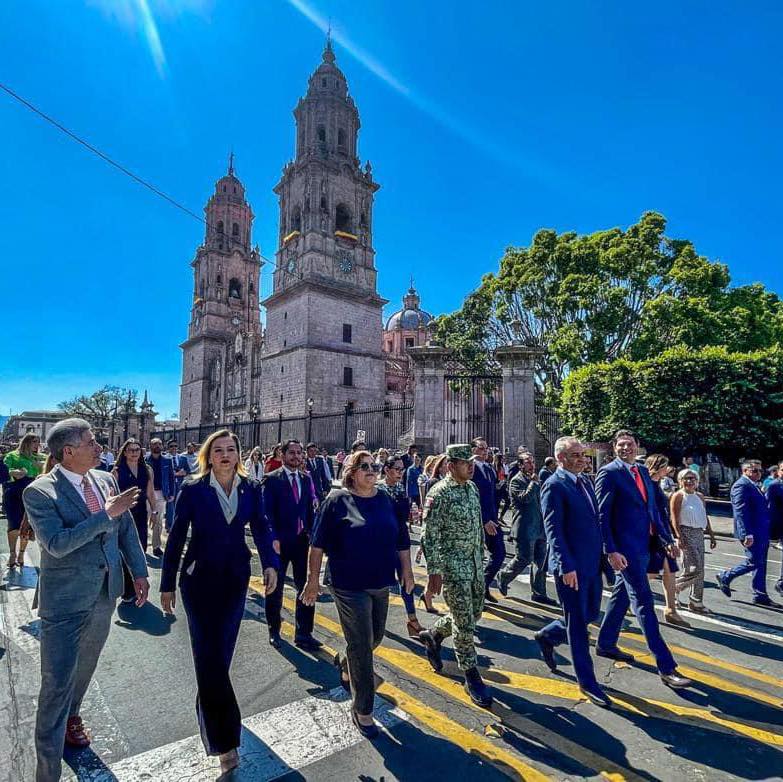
[282,465,301,497]
[59,466,105,509]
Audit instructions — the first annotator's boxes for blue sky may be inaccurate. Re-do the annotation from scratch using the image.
[1,0,781,420]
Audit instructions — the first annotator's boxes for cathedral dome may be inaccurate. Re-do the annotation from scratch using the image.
[385,285,434,330]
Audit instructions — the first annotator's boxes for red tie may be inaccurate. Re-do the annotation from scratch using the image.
[630,465,648,502]
[290,473,303,535]
[82,476,102,514]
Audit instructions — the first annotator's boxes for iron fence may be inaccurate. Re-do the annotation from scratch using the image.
[444,375,503,448]
[153,402,414,454]
[535,400,563,451]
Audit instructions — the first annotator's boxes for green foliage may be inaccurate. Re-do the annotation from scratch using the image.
[58,385,138,422]
[435,211,783,393]
[561,347,783,460]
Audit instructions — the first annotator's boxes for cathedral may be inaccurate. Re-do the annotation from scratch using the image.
[179,40,434,427]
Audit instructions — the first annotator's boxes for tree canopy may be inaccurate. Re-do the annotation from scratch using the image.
[58,385,139,422]
[435,211,783,396]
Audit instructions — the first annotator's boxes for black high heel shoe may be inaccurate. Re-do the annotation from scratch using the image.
[334,653,350,692]
[351,708,379,739]
[418,593,441,615]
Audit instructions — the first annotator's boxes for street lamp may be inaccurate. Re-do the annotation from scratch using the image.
[306,397,314,442]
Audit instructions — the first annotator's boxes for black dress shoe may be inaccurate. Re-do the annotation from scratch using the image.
[419,630,443,672]
[268,633,281,649]
[484,589,498,604]
[351,708,379,739]
[463,667,493,708]
[531,593,557,606]
[497,579,509,597]
[579,682,612,707]
[152,547,164,557]
[774,581,783,597]
[715,572,732,597]
[534,631,557,672]
[294,636,323,651]
[595,647,635,664]
[752,594,779,607]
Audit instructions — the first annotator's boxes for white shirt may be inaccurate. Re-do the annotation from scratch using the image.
[245,460,264,480]
[59,466,105,509]
[210,472,240,523]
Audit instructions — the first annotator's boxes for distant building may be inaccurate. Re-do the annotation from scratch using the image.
[2,410,67,443]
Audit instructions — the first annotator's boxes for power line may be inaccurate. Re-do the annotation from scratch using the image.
[0,80,287,283]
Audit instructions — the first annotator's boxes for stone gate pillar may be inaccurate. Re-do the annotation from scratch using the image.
[408,345,450,454]
[495,345,543,454]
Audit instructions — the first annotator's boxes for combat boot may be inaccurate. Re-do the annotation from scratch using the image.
[419,630,443,672]
[463,667,493,708]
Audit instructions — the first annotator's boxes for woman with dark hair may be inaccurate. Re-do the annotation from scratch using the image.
[113,438,157,599]
[301,450,413,739]
[378,455,422,638]
[645,454,689,629]
[265,444,283,473]
[161,429,279,774]
[3,433,44,568]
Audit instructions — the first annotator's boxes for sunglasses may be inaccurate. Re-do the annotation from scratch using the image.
[357,462,381,473]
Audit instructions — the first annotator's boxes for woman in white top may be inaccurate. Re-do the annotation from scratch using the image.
[671,469,716,613]
[244,447,264,481]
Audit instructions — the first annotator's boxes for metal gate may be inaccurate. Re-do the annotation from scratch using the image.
[443,374,503,448]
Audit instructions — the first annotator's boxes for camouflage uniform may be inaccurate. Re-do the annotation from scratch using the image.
[423,472,485,670]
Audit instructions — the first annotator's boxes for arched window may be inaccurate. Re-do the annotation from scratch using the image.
[249,280,254,294]
[320,195,327,210]
[291,206,302,232]
[337,128,346,150]
[317,125,326,143]
[360,212,367,226]
[232,222,239,237]
[335,203,352,233]
[199,279,205,298]
[321,77,327,88]
[217,221,224,234]
[216,274,222,285]
[228,278,241,299]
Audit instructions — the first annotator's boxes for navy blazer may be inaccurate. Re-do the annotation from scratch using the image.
[261,467,316,547]
[731,475,770,541]
[767,479,783,540]
[541,470,602,577]
[146,454,176,498]
[160,475,278,592]
[595,459,672,556]
[305,456,331,498]
[471,459,498,523]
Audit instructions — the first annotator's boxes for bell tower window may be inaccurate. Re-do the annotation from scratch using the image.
[292,207,302,232]
[232,222,239,237]
[317,125,326,145]
[335,203,352,233]
[228,278,242,299]
[217,221,224,234]
[337,128,346,152]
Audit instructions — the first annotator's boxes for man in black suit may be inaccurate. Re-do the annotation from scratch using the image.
[262,439,320,651]
[768,461,783,596]
[401,444,418,471]
[305,442,332,502]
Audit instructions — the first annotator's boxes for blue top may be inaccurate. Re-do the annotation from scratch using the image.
[731,474,771,541]
[471,459,497,523]
[311,488,409,591]
[405,465,422,500]
[767,479,783,540]
[541,469,602,577]
[146,453,175,497]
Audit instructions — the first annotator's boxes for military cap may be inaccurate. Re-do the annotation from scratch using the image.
[446,443,473,461]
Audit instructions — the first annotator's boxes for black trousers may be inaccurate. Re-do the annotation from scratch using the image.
[264,533,315,639]
[181,569,248,755]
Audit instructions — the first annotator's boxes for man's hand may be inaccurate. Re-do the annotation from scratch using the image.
[263,567,278,596]
[19,515,35,541]
[402,571,415,594]
[105,487,141,519]
[666,542,680,558]
[133,577,150,607]
[272,539,281,555]
[608,551,628,571]
[742,535,754,548]
[300,579,320,606]
[562,570,579,590]
[161,591,176,614]
[709,535,717,550]
[483,521,498,536]
[427,574,443,595]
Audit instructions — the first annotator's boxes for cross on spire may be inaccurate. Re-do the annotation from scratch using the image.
[228,149,235,176]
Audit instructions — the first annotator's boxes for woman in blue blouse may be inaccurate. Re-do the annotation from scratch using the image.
[301,450,414,739]
[160,430,279,775]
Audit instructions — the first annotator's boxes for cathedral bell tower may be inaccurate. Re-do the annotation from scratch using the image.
[259,38,387,416]
[179,157,263,426]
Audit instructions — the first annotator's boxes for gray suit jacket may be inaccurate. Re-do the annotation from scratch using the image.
[23,465,148,618]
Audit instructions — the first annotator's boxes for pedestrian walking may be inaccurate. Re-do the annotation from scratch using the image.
[145,438,175,556]
[302,450,414,739]
[671,469,716,614]
[418,444,493,708]
[767,462,783,596]
[535,437,610,707]
[470,438,503,603]
[23,418,148,782]
[244,446,264,481]
[265,444,283,473]
[161,429,278,775]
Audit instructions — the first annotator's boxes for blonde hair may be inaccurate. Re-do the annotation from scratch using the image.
[645,453,669,476]
[430,453,448,479]
[422,455,435,477]
[193,429,247,480]
[18,433,40,458]
[341,450,374,489]
[678,469,699,488]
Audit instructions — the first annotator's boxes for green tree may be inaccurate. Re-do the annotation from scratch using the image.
[561,347,783,461]
[58,385,138,424]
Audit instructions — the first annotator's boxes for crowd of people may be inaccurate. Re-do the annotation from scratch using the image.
[3,421,783,780]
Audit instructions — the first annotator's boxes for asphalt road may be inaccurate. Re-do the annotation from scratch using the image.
[1,519,782,782]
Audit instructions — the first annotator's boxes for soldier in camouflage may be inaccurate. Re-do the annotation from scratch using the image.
[418,444,493,707]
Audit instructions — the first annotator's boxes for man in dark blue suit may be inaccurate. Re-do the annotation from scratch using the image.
[767,461,783,597]
[470,437,503,602]
[535,437,610,706]
[305,442,332,502]
[262,439,319,650]
[165,440,191,532]
[717,460,778,606]
[596,430,692,689]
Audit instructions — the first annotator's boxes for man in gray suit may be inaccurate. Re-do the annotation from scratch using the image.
[23,418,149,782]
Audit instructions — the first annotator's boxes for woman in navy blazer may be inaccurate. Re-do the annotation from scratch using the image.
[160,429,279,775]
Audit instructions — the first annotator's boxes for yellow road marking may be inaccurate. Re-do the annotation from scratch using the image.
[250,579,632,781]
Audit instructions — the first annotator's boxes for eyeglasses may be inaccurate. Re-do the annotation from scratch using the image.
[387,465,403,471]
[126,448,141,454]
[357,462,381,473]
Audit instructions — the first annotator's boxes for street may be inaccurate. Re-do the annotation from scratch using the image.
[1,520,782,782]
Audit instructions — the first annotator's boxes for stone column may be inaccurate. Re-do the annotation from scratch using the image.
[408,345,450,455]
[495,345,543,454]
